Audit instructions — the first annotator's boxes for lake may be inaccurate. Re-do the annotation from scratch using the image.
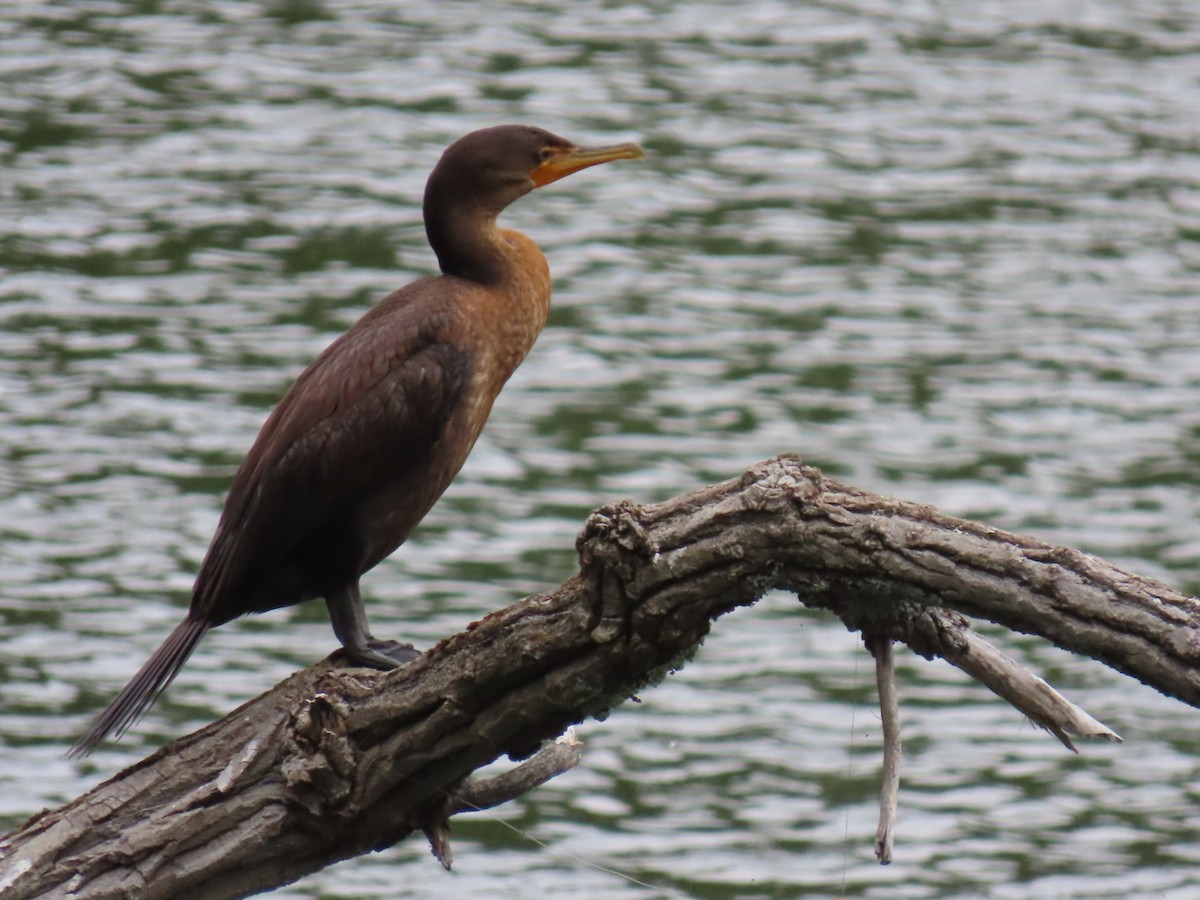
[2,1,1200,897]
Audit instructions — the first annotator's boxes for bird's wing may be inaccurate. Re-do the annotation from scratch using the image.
[191,295,470,622]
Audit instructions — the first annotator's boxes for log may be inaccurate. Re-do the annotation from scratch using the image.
[2,454,1196,899]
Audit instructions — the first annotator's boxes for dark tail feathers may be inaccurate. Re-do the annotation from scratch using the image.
[69,617,209,757]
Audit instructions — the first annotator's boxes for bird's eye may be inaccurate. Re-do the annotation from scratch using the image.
[538,147,554,162]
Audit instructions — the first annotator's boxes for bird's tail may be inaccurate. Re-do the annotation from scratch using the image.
[69,617,209,757]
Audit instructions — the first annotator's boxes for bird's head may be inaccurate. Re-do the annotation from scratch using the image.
[425,124,644,216]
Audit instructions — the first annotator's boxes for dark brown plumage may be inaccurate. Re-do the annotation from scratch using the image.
[71,125,643,755]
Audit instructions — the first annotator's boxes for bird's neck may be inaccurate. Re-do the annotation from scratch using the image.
[425,201,551,379]
[426,204,526,286]
[482,227,552,377]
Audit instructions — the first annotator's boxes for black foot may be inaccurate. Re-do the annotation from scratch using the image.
[369,638,422,665]
[340,640,421,670]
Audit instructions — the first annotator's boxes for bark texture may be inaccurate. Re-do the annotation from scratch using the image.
[3,455,1197,898]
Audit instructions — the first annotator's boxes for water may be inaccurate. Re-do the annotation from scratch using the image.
[2,1,1200,897]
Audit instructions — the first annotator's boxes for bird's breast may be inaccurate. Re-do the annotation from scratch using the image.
[455,229,552,392]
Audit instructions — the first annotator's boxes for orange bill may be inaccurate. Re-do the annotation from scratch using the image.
[530,141,645,188]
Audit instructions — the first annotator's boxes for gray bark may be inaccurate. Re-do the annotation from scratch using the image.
[2,454,1195,898]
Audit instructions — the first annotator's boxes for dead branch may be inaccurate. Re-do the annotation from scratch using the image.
[866,636,900,864]
[1,454,1195,899]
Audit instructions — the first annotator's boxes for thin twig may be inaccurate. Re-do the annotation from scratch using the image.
[867,636,900,864]
[423,728,585,869]
[946,630,1122,751]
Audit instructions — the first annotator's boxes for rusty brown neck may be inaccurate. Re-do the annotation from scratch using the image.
[424,201,516,285]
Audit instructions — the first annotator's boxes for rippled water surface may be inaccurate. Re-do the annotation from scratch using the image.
[3,1,1200,897]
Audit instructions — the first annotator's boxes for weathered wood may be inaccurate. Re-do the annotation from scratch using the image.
[867,636,900,864]
[2,455,1195,898]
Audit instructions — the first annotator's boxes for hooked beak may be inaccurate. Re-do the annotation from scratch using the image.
[530,141,645,188]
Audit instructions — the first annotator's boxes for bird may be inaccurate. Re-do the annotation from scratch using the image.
[70,125,644,756]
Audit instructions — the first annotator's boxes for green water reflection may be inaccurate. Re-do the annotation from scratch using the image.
[3,1,1200,898]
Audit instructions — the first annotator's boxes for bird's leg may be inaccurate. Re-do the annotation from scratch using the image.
[325,584,420,669]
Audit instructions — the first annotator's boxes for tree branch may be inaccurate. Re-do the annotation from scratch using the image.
[2,455,1195,898]
[866,635,900,864]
